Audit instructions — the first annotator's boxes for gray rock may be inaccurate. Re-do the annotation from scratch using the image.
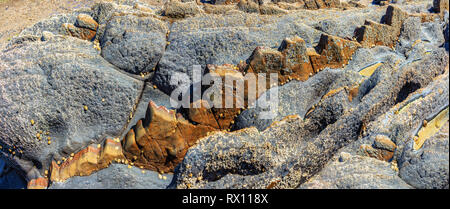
[120,83,173,139]
[311,6,385,39]
[170,47,448,189]
[0,35,142,180]
[343,46,406,73]
[18,14,82,39]
[100,15,168,75]
[398,121,449,189]
[49,163,172,189]
[344,65,449,160]
[300,152,412,189]
[153,11,323,94]
[234,68,362,131]
[397,17,446,60]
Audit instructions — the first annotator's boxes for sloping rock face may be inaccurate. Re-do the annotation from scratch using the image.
[48,164,172,189]
[100,15,169,75]
[299,152,413,189]
[0,0,449,189]
[152,5,385,95]
[171,49,448,189]
[0,34,142,185]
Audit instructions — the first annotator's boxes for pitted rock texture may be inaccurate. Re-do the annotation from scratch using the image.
[170,48,448,189]
[121,101,216,173]
[0,0,449,189]
[49,163,173,189]
[100,14,169,75]
[152,4,387,95]
[0,34,142,184]
[299,152,412,189]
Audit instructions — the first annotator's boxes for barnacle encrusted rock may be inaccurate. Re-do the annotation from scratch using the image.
[50,138,125,182]
[121,101,216,173]
[299,152,412,189]
[60,14,99,41]
[0,0,449,189]
[100,14,169,75]
[164,0,202,18]
[246,34,360,85]
[171,48,448,189]
[0,34,142,185]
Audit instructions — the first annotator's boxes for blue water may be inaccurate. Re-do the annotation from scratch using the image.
[0,157,27,189]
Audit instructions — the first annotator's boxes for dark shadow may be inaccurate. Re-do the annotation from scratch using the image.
[395,82,421,104]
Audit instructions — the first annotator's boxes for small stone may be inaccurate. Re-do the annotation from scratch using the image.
[373,135,397,152]
[75,14,98,31]
[338,152,352,162]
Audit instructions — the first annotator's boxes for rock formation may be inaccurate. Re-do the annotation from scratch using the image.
[0,0,448,189]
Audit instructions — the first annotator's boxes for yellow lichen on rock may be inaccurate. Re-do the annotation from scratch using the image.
[413,107,449,150]
[359,62,383,77]
[50,138,125,182]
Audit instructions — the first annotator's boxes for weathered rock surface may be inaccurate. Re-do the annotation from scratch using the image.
[0,34,142,183]
[100,15,168,75]
[49,163,172,189]
[234,68,362,131]
[121,101,216,173]
[299,152,412,189]
[398,121,449,189]
[170,47,448,189]
[0,0,448,189]
[153,5,387,95]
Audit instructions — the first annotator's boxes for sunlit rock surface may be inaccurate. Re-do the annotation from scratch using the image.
[0,0,448,189]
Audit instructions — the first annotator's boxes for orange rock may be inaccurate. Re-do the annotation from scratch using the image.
[360,144,394,162]
[279,36,314,81]
[311,34,361,70]
[385,5,409,36]
[188,100,220,129]
[204,64,248,129]
[247,35,359,84]
[75,14,99,31]
[50,139,125,182]
[61,23,97,41]
[27,177,48,189]
[348,85,359,102]
[304,0,340,10]
[355,6,410,48]
[433,0,449,14]
[248,46,284,75]
[373,135,397,152]
[355,20,397,48]
[410,13,440,23]
[122,101,215,173]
